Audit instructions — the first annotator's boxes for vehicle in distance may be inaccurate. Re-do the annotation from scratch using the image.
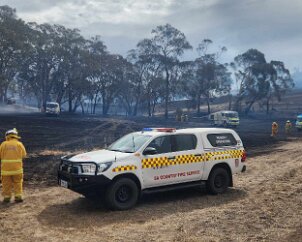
[58,127,247,210]
[45,102,60,116]
[6,97,16,105]
[296,114,302,131]
[209,111,240,128]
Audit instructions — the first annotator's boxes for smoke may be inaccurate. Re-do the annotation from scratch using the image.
[0,104,39,114]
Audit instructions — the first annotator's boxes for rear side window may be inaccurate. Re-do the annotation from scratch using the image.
[173,134,197,151]
[207,133,237,147]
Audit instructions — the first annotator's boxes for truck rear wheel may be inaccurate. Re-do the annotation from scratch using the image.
[105,178,139,210]
[206,167,230,195]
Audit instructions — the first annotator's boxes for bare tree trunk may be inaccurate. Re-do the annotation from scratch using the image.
[147,96,152,117]
[103,103,110,115]
[93,95,98,114]
[56,87,65,105]
[4,84,9,102]
[90,97,93,114]
[228,94,232,110]
[80,101,85,114]
[197,94,201,114]
[206,97,211,114]
[245,98,257,114]
[72,98,80,113]
[68,88,73,113]
[152,100,157,116]
[266,96,271,114]
[102,95,107,115]
[133,75,143,116]
[164,68,170,119]
[234,96,243,113]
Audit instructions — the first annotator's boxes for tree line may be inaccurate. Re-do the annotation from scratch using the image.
[0,5,294,117]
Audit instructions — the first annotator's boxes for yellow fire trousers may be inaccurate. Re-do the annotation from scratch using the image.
[1,174,23,199]
[271,129,278,137]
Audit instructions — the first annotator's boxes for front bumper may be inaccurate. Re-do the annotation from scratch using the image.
[228,122,239,126]
[58,160,111,196]
[46,111,59,115]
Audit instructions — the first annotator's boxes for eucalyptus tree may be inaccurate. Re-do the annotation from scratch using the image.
[232,49,293,114]
[87,53,130,115]
[18,22,88,111]
[267,61,294,113]
[151,24,192,118]
[51,25,88,109]
[18,23,58,109]
[182,39,230,114]
[0,5,29,102]
[82,36,108,114]
[127,38,163,116]
[116,62,140,116]
[232,49,266,112]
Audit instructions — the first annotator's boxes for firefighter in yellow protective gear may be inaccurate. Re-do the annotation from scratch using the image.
[285,120,292,135]
[271,122,278,137]
[0,128,26,203]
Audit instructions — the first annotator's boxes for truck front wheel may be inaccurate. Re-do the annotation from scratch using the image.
[206,167,230,195]
[105,178,139,210]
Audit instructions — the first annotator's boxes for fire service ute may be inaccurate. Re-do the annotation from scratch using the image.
[58,128,247,210]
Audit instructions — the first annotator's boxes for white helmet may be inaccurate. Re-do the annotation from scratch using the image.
[5,128,20,139]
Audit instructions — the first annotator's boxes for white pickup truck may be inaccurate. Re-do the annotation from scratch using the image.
[58,127,247,210]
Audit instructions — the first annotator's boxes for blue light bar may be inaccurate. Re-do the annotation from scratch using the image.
[142,128,154,132]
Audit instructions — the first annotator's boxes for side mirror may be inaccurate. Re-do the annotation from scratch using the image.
[143,147,157,156]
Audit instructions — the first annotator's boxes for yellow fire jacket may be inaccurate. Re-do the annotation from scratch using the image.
[0,138,27,176]
[285,123,292,130]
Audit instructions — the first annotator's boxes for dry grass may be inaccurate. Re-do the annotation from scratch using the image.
[0,139,302,241]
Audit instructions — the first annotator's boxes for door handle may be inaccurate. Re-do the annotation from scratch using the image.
[168,156,175,160]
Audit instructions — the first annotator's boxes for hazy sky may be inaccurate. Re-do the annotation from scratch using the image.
[3,0,302,71]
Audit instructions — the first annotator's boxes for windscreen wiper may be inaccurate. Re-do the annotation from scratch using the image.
[107,149,122,152]
[121,150,134,153]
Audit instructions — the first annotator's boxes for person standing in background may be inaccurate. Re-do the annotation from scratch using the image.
[285,120,292,135]
[271,122,278,137]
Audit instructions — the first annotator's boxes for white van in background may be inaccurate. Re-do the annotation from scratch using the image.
[209,111,240,128]
[46,102,60,116]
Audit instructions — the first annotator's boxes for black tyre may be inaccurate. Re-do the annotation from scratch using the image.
[105,178,139,210]
[206,167,230,195]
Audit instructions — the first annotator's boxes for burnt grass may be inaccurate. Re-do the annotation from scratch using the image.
[0,112,300,184]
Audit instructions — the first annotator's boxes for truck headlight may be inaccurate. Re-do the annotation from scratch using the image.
[81,164,97,174]
[98,162,112,173]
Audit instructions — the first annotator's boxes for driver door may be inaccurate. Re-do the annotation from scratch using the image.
[141,134,204,188]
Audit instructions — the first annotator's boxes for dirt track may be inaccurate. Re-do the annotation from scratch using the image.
[0,114,301,241]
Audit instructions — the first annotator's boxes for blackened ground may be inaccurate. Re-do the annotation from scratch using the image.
[0,112,302,242]
[0,112,299,184]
